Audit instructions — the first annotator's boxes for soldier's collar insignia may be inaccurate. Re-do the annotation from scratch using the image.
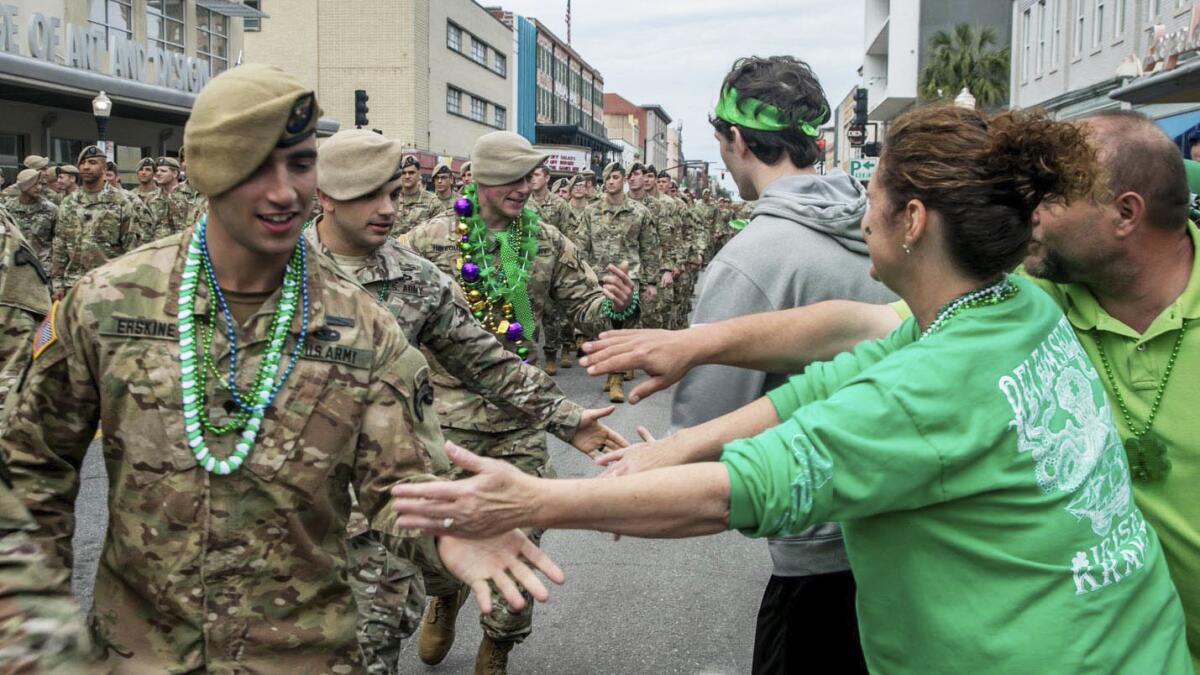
[33,300,59,359]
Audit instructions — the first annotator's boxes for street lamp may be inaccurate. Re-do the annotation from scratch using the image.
[953,87,977,109]
[92,90,112,146]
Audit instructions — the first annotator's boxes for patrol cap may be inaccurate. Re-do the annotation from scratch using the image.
[77,145,105,164]
[136,157,156,170]
[432,160,453,177]
[23,155,49,170]
[471,131,548,186]
[157,157,182,170]
[317,129,405,200]
[400,155,421,170]
[602,161,624,179]
[16,169,40,192]
[183,63,322,197]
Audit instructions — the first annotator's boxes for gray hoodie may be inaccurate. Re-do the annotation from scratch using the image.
[671,170,897,577]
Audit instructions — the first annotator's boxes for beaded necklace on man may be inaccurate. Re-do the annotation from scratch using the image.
[176,215,310,475]
[1090,320,1188,483]
[452,184,540,362]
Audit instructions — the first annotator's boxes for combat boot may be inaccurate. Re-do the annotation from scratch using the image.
[542,350,558,375]
[417,586,469,665]
[559,350,572,369]
[473,636,515,675]
[607,373,625,403]
[623,369,634,381]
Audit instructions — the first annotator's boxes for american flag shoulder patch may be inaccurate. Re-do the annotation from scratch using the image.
[32,301,59,359]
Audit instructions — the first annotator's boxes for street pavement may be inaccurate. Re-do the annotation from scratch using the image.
[70,355,768,674]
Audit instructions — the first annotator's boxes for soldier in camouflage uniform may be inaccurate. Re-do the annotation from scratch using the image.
[459,161,472,192]
[525,164,573,372]
[131,157,170,231]
[0,206,89,672]
[41,166,65,206]
[552,177,568,200]
[2,64,558,674]
[394,156,445,235]
[309,129,626,674]
[1,155,50,202]
[50,146,148,295]
[627,162,676,331]
[3,170,58,272]
[579,162,662,402]
[147,157,201,239]
[403,131,635,675]
[431,160,457,216]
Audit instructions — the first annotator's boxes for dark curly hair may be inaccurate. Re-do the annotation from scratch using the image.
[709,56,829,169]
[878,106,1099,280]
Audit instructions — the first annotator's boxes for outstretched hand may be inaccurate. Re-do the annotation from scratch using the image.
[579,328,700,403]
[437,531,564,614]
[602,261,635,312]
[569,406,630,459]
[594,426,670,477]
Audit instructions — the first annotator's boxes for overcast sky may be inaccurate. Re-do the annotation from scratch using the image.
[494,1,866,194]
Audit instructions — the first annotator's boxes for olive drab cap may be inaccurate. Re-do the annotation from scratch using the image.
[471,131,548,186]
[183,63,321,197]
[317,129,405,201]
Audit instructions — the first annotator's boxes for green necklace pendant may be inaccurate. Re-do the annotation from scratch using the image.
[1123,434,1171,483]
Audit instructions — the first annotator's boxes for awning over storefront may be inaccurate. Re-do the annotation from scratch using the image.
[535,124,621,155]
[1156,109,1200,140]
[1110,58,1200,105]
[196,0,268,18]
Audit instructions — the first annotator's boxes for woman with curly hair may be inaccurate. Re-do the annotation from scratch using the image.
[391,105,1193,673]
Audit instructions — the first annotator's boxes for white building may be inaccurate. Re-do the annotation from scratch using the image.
[1010,0,1200,137]
[864,0,1012,122]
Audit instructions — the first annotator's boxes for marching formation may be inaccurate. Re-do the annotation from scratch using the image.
[0,51,1197,675]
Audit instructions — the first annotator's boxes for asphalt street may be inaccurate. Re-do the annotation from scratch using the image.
[70,355,769,674]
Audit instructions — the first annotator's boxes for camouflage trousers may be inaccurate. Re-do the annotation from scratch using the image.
[426,425,553,643]
[541,301,576,356]
[347,518,425,674]
[673,272,696,328]
[640,281,672,330]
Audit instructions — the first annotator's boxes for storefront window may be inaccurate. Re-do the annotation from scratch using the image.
[49,138,88,167]
[244,0,262,32]
[89,0,133,44]
[196,8,229,76]
[148,0,185,54]
[0,132,26,185]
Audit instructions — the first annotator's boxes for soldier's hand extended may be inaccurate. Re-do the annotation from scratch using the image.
[601,261,634,312]
[579,327,702,403]
[436,531,565,614]
[570,405,630,459]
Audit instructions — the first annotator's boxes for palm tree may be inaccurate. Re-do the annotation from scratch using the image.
[918,24,1011,108]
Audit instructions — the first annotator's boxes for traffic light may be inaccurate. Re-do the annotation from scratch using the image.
[853,87,868,127]
[354,89,369,128]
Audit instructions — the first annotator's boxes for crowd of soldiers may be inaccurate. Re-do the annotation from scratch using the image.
[0,62,750,675]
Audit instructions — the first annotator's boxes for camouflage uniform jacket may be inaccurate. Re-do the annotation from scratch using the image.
[51,185,145,291]
[3,229,450,672]
[402,216,615,432]
[0,209,50,419]
[579,196,659,283]
[629,193,675,279]
[306,223,582,441]
[394,189,445,236]
[433,192,456,217]
[43,188,65,206]
[528,192,569,230]
[0,467,91,672]
[656,194,688,269]
[4,197,57,269]
[559,202,591,244]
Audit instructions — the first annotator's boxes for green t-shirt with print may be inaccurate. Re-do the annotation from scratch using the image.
[723,275,1191,674]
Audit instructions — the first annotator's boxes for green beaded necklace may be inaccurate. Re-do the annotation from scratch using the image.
[920,277,1019,340]
[177,219,307,475]
[1090,320,1188,483]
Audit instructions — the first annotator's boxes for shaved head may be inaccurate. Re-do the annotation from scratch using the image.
[1084,110,1189,230]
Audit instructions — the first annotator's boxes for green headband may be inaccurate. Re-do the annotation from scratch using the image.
[714,85,824,138]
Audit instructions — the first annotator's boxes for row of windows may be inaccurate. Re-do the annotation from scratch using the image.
[87,0,230,74]
[1022,0,1189,82]
[447,87,506,129]
[535,86,603,135]
[447,22,506,78]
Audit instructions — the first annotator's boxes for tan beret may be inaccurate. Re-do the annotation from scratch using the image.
[23,155,49,170]
[16,169,39,192]
[137,157,156,170]
[77,145,104,164]
[59,164,80,176]
[644,164,657,175]
[157,157,181,170]
[400,155,420,170]
[45,166,59,180]
[550,178,565,192]
[602,162,623,179]
[579,168,595,178]
[471,131,547,186]
[317,129,404,201]
[184,63,321,197]
[460,161,471,174]
[432,160,453,176]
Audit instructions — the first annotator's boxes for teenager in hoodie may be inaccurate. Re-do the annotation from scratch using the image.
[670,56,895,674]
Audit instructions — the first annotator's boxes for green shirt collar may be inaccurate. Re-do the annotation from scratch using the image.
[1055,220,1200,340]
